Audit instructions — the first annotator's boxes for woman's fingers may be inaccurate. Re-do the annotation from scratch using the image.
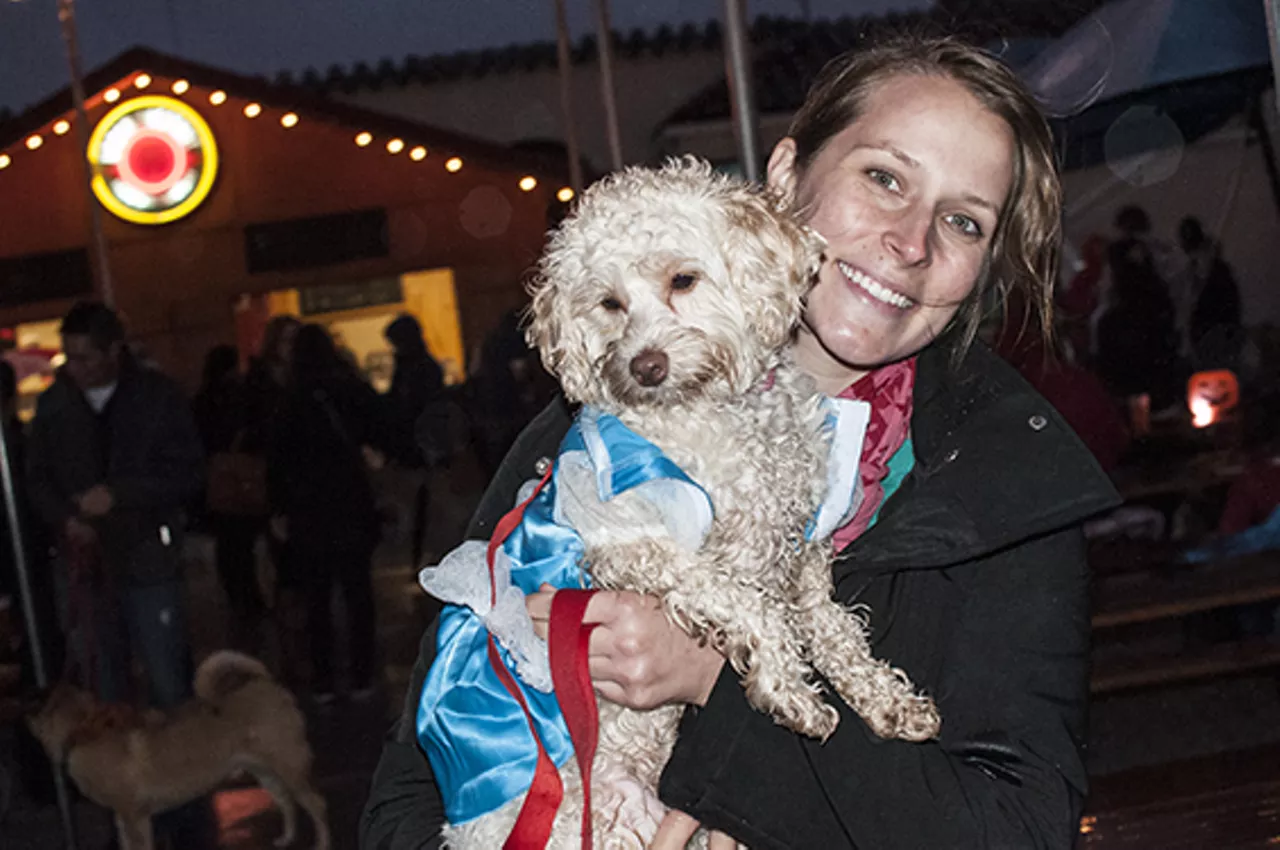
[649,810,701,850]
[708,830,741,850]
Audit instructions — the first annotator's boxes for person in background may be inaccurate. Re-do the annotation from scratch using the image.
[1178,216,1243,371]
[26,301,210,846]
[192,343,266,651]
[27,301,203,707]
[268,324,384,704]
[246,315,304,682]
[1096,205,1183,411]
[383,314,446,566]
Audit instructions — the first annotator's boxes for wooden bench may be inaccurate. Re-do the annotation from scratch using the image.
[1090,550,1280,695]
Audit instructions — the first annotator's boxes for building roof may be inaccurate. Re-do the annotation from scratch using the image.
[268,4,1108,97]
[662,4,1109,129]
[0,47,569,179]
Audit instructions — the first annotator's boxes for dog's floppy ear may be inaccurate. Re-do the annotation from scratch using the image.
[722,184,825,353]
[525,228,596,403]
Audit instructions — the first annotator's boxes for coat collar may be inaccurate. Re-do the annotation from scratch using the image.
[835,339,1121,579]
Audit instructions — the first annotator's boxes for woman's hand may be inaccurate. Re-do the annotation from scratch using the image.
[527,584,725,709]
[650,811,741,850]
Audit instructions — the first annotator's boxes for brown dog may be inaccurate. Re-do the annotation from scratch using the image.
[27,651,329,850]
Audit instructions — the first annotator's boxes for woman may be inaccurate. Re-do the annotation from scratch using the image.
[361,37,1119,848]
[268,324,384,702]
[192,344,266,650]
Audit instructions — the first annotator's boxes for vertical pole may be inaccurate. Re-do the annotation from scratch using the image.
[57,0,114,306]
[553,0,584,192]
[0,416,78,849]
[1267,0,1280,114]
[723,0,761,181]
[593,0,623,171]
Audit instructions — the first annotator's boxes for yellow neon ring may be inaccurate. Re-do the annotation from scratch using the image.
[87,94,220,225]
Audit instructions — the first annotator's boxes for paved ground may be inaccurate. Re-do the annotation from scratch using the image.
[2,444,1279,848]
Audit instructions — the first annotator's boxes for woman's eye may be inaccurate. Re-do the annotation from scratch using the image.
[600,296,625,312]
[670,272,698,291]
[946,213,983,238]
[867,169,901,192]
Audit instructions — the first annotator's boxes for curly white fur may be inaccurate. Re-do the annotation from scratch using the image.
[443,157,940,849]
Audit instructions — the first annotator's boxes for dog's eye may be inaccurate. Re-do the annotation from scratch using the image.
[600,296,625,312]
[671,272,698,291]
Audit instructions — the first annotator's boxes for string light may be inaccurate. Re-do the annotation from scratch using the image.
[355,131,373,147]
[280,112,299,128]
[445,157,463,173]
[209,90,227,106]
[386,138,405,154]
[519,176,537,192]
[409,146,427,161]
[171,80,190,95]
[25,135,42,151]
[53,120,71,136]
[0,154,10,170]
[243,103,262,118]
[103,88,121,103]
[134,74,152,89]
[557,187,575,202]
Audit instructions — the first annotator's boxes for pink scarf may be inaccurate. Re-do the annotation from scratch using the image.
[831,357,917,551]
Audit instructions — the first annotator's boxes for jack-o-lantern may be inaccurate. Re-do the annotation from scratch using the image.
[1187,369,1240,427]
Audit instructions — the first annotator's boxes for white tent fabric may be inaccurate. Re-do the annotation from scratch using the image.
[1021,0,1271,116]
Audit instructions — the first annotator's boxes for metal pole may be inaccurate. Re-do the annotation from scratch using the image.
[0,417,78,849]
[593,0,623,171]
[57,0,114,307]
[553,0,584,192]
[724,0,761,181]
[1267,0,1280,114]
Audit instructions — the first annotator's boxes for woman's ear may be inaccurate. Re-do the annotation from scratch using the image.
[766,138,800,206]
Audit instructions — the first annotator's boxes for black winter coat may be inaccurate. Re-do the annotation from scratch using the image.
[360,340,1120,849]
[26,362,204,585]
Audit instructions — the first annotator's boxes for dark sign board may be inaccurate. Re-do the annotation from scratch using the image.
[298,277,404,316]
[244,208,390,274]
[0,248,94,309]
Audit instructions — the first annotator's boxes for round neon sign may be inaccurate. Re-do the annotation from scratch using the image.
[88,95,219,225]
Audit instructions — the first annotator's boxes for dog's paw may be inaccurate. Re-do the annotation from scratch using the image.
[866,695,941,742]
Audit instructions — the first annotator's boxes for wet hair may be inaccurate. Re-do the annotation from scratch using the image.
[786,35,1063,352]
[60,301,125,352]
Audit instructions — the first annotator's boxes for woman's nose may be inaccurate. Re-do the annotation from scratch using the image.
[882,208,932,265]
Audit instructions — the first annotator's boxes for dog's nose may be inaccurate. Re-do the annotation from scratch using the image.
[629,349,669,387]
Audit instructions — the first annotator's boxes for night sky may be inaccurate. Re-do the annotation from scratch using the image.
[0,0,928,112]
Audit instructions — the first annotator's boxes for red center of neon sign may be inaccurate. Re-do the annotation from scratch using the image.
[117,129,187,194]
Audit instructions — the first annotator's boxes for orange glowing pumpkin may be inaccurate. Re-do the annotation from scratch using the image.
[1187,369,1239,427]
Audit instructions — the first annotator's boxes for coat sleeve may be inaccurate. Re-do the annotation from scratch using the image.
[25,401,72,532]
[359,398,573,850]
[659,527,1092,850]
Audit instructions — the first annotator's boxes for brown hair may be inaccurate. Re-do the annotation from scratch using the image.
[788,36,1062,352]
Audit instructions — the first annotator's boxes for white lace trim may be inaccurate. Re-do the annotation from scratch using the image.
[418,539,553,692]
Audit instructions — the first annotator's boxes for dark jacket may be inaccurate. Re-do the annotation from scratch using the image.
[267,373,383,553]
[359,340,1121,850]
[26,361,204,585]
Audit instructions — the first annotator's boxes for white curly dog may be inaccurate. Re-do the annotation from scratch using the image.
[427,157,939,849]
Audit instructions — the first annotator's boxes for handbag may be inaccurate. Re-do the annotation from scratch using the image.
[206,432,268,516]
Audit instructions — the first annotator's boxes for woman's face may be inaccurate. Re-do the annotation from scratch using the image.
[769,73,1015,386]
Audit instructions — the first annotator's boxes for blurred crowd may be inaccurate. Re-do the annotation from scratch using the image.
[0,299,556,729]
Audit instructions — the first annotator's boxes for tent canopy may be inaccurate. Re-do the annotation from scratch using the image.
[1020,0,1271,117]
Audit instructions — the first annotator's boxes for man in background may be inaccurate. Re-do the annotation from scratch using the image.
[27,301,203,708]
